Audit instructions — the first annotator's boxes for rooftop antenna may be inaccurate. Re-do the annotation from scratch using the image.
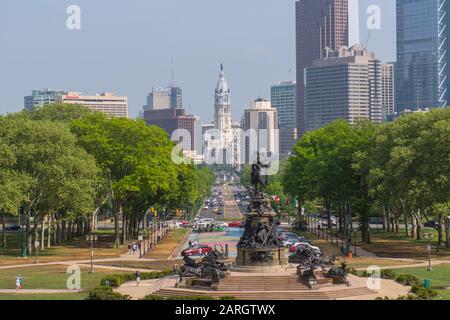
[171,56,175,86]
[365,16,376,49]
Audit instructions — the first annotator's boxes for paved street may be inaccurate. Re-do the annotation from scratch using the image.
[222,184,244,220]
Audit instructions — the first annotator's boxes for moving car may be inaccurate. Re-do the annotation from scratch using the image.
[181,244,212,256]
[228,221,243,228]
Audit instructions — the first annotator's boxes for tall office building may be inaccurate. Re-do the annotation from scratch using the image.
[382,63,395,121]
[295,0,349,137]
[304,44,384,131]
[271,81,297,154]
[144,108,202,162]
[24,89,68,111]
[56,92,128,118]
[396,0,450,111]
[241,99,279,164]
[143,86,183,111]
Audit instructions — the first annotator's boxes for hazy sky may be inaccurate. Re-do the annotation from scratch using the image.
[0,0,396,121]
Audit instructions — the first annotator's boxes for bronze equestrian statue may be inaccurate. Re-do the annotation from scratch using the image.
[251,152,269,196]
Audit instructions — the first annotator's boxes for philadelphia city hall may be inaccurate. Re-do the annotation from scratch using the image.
[203,64,241,169]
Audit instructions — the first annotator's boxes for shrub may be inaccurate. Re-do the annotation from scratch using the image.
[87,286,130,300]
[396,294,416,300]
[100,270,172,288]
[166,295,215,300]
[346,267,358,276]
[100,275,124,288]
[411,285,438,300]
[219,296,237,300]
[380,269,397,279]
[395,274,420,286]
[141,294,166,300]
[375,296,390,300]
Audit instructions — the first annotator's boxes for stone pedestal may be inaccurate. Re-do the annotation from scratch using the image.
[235,199,287,269]
[236,247,287,268]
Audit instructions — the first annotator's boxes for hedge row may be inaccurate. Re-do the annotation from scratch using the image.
[142,294,237,301]
[100,270,173,288]
[88,286,130,300]
[360,269,421,286]
[86,270,173,300]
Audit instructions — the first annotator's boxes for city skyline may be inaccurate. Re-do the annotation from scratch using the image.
[1,0,396,122]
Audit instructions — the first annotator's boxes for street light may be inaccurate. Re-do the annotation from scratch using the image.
[424,233,434,271]
[138,235,143,258]
[34,240,40,264]
[19,207,27,258]
[85,234,98,273]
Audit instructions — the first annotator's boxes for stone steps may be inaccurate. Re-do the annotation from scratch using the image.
[154,286,376,300]
[218,275,312,291]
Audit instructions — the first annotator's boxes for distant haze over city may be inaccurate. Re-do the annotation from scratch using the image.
[1,0,395,120]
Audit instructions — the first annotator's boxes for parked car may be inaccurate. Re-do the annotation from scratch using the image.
[181,245,212,256]
[289,242,321,255]
[278,232,300,240]
[369,217,384,224]
[5,224,21,231]
[322,220,337,227]
[216,222,229,228]
[424,220,439,228]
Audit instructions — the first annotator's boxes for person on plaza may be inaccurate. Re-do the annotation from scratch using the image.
[188,240,192,248]
[132,242,137,254]
[128,243,132,255]
[135,270,141,287]
[15,274,22,293]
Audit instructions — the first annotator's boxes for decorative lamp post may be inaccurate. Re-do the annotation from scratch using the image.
[20,207,27,258]
[138,235,143,258]
[85,234,98,273]
[424,233,434,271]
[34,240,40,264]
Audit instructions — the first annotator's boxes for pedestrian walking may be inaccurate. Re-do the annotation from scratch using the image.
[135,270,141,287]
[132,242,137,255]
[188,240,192,248]
[172,264,178,275]
[15,274,22,293]
[128,243,132,254]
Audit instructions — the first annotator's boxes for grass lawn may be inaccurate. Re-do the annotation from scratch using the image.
[345,258,419,269]
[0,230,126,266]
[388,264,450,288]
[301,227,450,260]
[357,228,450,260]
[436,290,450,300]
[0,265,122,290]
[95,259,175,271]
[0,292,89,300]
[144,228,188,259]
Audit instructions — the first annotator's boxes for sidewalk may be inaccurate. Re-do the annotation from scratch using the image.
[0,289,83,294]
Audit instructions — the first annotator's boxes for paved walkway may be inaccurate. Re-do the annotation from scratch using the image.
[114,279,160,300]
[0,289,83,294]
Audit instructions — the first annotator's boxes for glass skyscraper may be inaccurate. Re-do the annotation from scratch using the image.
[396,0,450,111]
[271,81,297,154]
[24,89,68,111]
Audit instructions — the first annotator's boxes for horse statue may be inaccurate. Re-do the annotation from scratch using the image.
[251,152,269,195]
